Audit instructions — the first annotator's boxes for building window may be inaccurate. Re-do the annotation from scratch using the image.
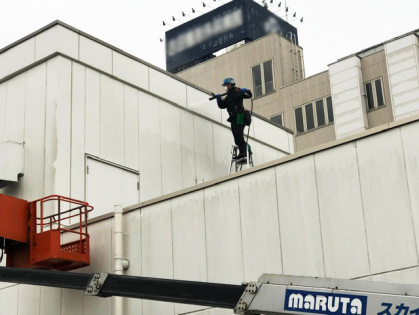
[305,103,315,130]
[295,107,304,133]
[365,78,385,110]
[270,113,283,126]
[252,60,275,98]
[316,99,326,126]
[295,96,334,134]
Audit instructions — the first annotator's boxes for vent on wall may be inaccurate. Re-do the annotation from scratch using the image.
[0,141,24,188]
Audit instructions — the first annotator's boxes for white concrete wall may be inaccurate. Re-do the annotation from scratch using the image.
[0,22,292,210]
[329,56,369,140]
[0,23,292,155]
[0,55,290,213]
[385,34,419,121]
[131,119,419,315]
[2,118,416,315]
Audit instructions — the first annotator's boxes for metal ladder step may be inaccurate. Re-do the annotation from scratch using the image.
[228,145,254,174]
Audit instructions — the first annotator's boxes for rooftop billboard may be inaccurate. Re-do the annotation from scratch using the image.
[165,0,298,73]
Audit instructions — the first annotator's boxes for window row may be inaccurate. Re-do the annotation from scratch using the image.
[263,73,385,133]
[295,97,334,134]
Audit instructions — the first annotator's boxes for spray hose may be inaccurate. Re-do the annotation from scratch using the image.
[245,97,254,148]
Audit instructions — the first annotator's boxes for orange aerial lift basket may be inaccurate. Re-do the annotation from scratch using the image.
[0,194,93,271]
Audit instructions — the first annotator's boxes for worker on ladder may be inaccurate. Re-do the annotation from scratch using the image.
[215,78,252,160]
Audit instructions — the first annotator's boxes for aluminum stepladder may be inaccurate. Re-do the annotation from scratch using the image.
[229,144,253,174]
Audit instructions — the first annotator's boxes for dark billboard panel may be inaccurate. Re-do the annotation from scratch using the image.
[166,0,298,73]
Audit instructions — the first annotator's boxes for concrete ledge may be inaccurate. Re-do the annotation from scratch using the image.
[122,113,419,213]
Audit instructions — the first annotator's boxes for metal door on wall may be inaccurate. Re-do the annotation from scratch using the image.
[86,156,139,219]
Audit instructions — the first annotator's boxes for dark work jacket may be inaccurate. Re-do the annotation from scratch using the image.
[217,87,251,121]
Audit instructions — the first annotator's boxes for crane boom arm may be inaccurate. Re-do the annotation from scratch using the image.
[0,267,245,309]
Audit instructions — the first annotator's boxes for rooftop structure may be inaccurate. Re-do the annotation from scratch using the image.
[178,28,419,152]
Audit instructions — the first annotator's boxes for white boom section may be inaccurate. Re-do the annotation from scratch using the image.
[235,274,419,315]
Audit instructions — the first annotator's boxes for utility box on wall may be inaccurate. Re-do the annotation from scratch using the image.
[0,141,24,188]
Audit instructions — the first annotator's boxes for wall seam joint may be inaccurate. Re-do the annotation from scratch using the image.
[313,154,327,277]
[398,127,419,263]
[354,141,373,276]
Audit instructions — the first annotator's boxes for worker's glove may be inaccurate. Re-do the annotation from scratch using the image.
[215,94,222,103]
[239,88,252,97]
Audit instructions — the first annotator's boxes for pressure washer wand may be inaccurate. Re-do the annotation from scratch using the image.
[209,92,228,101]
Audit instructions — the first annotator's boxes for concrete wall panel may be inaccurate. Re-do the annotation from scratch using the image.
[125,297,143,315]
[124,85,139,170]
[141,200,173,278]
[0,38,34,80]
[314,143,370,279]
[141,201,175,315]
[276,156,325,277]
[392,77,419,95]
[85,68,101,157]
[44,57,72,197]
[204,181,244,284]
[400,123,419,258]
[84,219,113,273]
[123,211,143,314]
[253,117,288,150]
[385,34,418,55]
[160,101,183,195]
[123,210,142,277]
[113,51,149,91]
[172,190,207,315]
[4,73,26,143]
[149,68,187,108]
[385,37,419,121]
[17,285,40,315]
[100,75,124,165]
[239,169,282,282]
[138,91,162,201]
[329,57,368,139]
[357,129,418,274]
[35,25,79,61]
[261,145,280,164]
[84,220,113,315]
[39,287,61,315]
[194,116,215,183]
[79,36,112,74]
[213,123,233,178]
[0,285,18,315]
[22,64,46,201]
[284,133,295,154]
[70,62,86,205]
[61,289,83,315]
[180,110,196,188]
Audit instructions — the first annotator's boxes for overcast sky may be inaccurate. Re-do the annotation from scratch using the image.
[0,0,418,77]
